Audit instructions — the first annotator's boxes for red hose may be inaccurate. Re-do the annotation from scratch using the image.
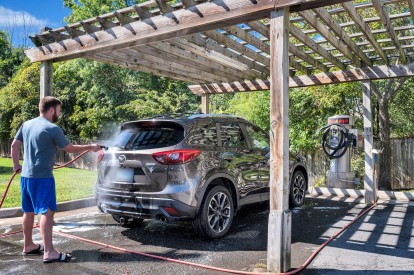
[0,150,92,210]
[0,170,20,209]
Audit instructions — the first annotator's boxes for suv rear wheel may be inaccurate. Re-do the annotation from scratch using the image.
[289,170,307,207]
[192,185,234,239]
[112,215,144,228]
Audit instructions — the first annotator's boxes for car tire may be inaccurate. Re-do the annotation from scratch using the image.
[289,170,307,207]
[112,215,144,228]
[192,185,234,239]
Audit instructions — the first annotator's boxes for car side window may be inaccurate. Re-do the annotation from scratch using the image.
[244,124,269,150]
[187,123,218,146]
[220,123,248,148]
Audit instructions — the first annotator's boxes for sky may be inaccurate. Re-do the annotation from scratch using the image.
[0,0,71,48]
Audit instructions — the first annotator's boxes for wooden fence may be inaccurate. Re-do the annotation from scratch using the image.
[1,138,413,189]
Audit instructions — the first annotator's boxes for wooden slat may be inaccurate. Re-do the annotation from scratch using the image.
[184,33,269,76]
[289,43,328,72]
[155,0,174,14]
[94,51,220,83]
[298,10,362,68]
[142,41,248,81]
[188,63,414,93]
[49,31,70,42]
[64,26,86,38]
[313,7,372,66]
[80,21,101,33]
[371,0,407,63]
[26,0,312,63]
[96,16,119,29]
[89,55,203,83]
[181,0,197,8]
[169,38,258,80]
[289,23,346,70]
[114,11,136,25]
[203,30,270,67]
[342,2,388,64]
[119,48,226,83]
[290,0,352,12]
[134,6,154,20]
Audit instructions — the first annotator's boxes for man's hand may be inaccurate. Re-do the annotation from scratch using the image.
[90,144,101,152]
[13,164,22,172]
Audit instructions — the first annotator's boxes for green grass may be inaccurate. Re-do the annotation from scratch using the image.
[0,157,97,209]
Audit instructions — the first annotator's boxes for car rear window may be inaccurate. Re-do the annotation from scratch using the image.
[110,122,184,150]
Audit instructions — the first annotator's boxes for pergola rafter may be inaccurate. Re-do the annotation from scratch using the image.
[24,0,414,272]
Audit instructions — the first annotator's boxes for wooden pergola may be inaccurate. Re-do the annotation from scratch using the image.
[25,0,414,272]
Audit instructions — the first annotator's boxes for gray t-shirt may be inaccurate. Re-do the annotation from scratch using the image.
[15,116,70,178]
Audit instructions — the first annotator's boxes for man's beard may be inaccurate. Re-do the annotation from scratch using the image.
[52,114,59,123]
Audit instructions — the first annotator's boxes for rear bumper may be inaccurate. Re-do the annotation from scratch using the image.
[96,188,197,221]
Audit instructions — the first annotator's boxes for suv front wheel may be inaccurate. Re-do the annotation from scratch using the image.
[192,185,234,239]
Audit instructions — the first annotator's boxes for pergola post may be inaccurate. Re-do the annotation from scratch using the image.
[362,80,376,204]
[201,94,210,114]
[267,7,291,273]
[40,61,53,98]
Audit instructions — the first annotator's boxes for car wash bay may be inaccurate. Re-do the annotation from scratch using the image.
[20,0,414,272]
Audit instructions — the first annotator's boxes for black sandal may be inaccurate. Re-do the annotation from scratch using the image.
[43,252,72,263]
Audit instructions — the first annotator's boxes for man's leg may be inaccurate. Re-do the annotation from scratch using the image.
[22,212,38,253]
[40,209,60,260]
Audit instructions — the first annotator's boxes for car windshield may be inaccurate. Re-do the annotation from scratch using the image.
[110,122,184,150]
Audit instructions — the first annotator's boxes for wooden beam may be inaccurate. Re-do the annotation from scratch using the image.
[181,0,197,8]
[313,7,372,67]
[25,0,312,63]
[188,63,414,94]
[49,31,70,42]
[40,61,53,98]
[298,10,362,68]
[342,2,388,64]
[289,23,346,70]
[362,80,376,205]
[290,0,352,12]
[267,7,291,273]
[372,0,407,63]
[201,94,210,114]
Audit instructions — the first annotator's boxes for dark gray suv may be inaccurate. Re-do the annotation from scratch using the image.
[96,114,308,239]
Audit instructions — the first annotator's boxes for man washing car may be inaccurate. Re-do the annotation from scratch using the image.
[11,96,101,263]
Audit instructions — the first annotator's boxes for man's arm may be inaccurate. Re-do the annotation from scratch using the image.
[11,139,22,172]
[63,143,101,154]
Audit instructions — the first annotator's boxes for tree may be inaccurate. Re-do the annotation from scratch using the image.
[0,31,26,89]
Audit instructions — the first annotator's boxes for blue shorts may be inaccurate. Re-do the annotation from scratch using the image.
[20,177,57,214]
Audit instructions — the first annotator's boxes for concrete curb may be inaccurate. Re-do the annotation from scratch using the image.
[309,187,414,201]
[0,197,96,219]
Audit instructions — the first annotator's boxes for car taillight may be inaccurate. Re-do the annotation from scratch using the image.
[97,149,104,163]
[152,149,201,165]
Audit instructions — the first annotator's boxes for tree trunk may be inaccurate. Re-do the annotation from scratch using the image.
[377,98,392,190]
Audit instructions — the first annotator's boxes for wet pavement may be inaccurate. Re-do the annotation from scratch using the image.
[1,196,413,274]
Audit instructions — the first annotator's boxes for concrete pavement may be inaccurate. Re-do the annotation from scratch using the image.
[1,194,413,274]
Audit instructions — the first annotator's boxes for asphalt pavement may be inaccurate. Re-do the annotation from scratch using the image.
[1,195,413,274]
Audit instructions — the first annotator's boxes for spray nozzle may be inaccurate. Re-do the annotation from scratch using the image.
[99,145,108,150]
